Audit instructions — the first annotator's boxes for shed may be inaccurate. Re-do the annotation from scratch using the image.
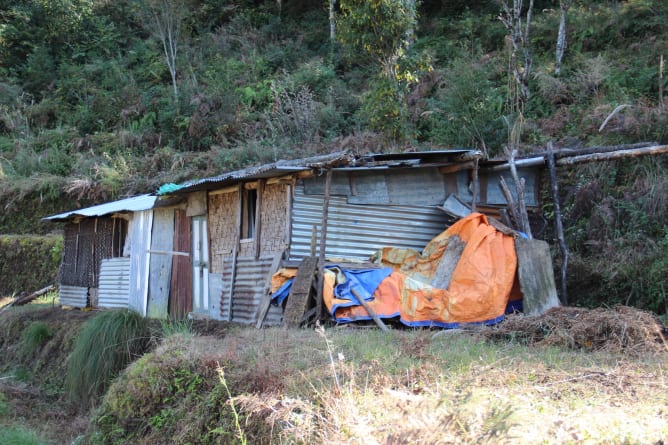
[159,150,543,325]
[45,195,156,312]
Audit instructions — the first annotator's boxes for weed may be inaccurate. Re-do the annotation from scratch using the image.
[19,321,53,354]
[158,317,194,339]
[216,364,247,445]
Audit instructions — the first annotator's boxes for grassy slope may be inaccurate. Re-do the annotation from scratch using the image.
[1,304,666,444]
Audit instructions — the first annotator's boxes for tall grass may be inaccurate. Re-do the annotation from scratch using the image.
[65,309,149,408]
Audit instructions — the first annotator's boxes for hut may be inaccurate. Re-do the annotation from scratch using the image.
[158,150,543,325]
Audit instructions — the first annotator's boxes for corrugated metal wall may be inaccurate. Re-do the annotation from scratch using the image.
[59,285,88,308]
[221,256,282,325]
[98,258,131,308]
[290,184,452,260]
[129,210,153,316]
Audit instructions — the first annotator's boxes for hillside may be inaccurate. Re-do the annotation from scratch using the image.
[0,304,666,444]
[0,1,667,312]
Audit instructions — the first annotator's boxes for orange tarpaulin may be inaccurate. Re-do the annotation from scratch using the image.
[272,213,522,327]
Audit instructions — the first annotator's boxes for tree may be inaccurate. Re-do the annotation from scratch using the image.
[337,0,419,79]
[497,0,535,103]
[146,0,188,105]
[555,0,574,76]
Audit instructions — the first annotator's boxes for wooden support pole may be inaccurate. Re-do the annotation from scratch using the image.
[471,158,479,213]
[506,148,532,239]
[228,183,243,322]
[350,288,389,333]
[499,176,521,230]
[254,179,265,259]
[315,169,332,322]
[555,144,668,166]
[547,142,569,306]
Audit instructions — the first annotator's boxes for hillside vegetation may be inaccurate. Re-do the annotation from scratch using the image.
[1,0,667,312]
[0,306,666,444]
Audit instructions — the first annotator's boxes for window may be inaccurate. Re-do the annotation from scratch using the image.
[241,187,257,239]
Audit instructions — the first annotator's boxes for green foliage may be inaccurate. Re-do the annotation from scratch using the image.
[563,158,668,314]
[0,426,46,445]
[424,57,506,155]
[337,0,419,71]
[359,76,411,142]
[20,321,53,354]
[65,309,149,408]
[0,235,62,296]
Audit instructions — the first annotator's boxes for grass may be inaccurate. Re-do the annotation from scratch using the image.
[65,309,150,408]
[19,322,53,354]
[84,326,668,444]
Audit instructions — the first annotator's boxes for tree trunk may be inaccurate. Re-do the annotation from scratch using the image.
[555,1,572,76]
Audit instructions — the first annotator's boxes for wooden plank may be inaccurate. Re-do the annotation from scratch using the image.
[147,208,174,319]
[283,256,318,328]
[431,235,464,290]
[170,208,192,319]
[515,238,560,315]
[255,251,285,328]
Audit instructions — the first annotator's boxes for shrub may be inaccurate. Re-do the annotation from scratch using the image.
[0,427,46,445]
[20,321,53,354]
[65,309,150,408]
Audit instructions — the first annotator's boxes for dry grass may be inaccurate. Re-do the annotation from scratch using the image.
[1,306,667,444]
[480,305,668,354]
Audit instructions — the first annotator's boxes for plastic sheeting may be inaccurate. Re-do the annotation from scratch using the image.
[272,213,522,327]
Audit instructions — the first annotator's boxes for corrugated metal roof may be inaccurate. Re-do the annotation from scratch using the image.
[43,194,157,221]
[162,150,481,195]
[167,151,353,194]
[362,149,475,163]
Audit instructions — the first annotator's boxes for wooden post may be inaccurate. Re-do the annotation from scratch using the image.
[350,289,389,333]
[506,148,532,238]
[546,142,569,305]
[499,176,521,230]
[228,183,243,322]
[471,158,479,213]
[254,179,265,259]
[315,169,332,321]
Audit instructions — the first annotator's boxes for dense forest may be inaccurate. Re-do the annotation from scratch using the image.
[1,0,667,312]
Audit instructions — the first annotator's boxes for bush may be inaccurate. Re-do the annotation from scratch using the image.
[0,427,46,445]
[20,321,54,354]
[65,309,150,408]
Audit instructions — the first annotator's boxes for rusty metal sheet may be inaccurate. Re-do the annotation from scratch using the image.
[221,256,282,325]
